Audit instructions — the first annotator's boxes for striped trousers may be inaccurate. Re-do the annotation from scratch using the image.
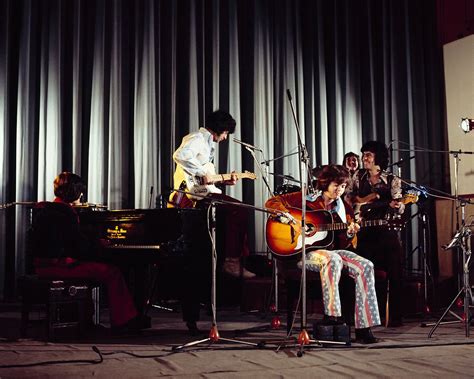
[302,249,381,329]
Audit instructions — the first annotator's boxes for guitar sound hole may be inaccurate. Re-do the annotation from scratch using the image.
[305,223,316,237]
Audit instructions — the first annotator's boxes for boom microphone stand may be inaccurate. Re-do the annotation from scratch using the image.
[286,89,323,356]
[171,190,288,351]
[387,165,434,316]
[233,138,282,331]
[172,197,261,351]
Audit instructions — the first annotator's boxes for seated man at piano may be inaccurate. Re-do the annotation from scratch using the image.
[265,164,380,343]
[170,109,256,279]
[31,172,149,334]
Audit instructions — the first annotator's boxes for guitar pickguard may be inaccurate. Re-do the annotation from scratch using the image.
[294,229,329,250]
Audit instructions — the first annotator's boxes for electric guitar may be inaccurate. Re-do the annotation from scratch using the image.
[352,192,418,220]
[185,162,256,199]
[172,162,256,205]
[265,208,405,258]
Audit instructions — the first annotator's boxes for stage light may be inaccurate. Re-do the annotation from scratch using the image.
[459,118,474,133]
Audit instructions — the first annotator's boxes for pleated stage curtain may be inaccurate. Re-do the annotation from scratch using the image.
[0,0,447,299]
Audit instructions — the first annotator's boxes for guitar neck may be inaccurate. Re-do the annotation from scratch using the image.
[209,173,250,182]
[312,219,388,232]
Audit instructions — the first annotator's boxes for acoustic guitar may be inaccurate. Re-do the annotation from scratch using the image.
[266,208,406,258]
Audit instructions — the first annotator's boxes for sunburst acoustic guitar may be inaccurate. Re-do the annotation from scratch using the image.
[266,193,418,258]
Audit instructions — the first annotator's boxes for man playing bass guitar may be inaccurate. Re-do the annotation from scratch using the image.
[265,164,380,344]
[347,140,406,327]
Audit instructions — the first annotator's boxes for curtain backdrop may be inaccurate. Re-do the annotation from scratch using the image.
[0,0,447,299]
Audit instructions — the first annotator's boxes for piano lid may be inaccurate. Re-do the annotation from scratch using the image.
[79,208,208,246]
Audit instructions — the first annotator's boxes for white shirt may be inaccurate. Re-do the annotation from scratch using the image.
[172,127,216,191]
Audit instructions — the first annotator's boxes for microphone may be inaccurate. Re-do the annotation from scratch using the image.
[148,186,154,209]
[286,89,292,101]
[233,138,263,152]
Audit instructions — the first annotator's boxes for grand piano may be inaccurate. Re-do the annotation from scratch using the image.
[78,207,212,318]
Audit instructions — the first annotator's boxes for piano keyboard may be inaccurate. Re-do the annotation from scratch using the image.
[106,244,162,250]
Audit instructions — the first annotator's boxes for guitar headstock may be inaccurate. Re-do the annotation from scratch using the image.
[243,171,257,180]
[402,193,418,205]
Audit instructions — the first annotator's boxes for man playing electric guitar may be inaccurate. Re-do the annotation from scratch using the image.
[347,140,407,327]
[171,110,256,278]
[171,110,257,335]
[265,164,380,344]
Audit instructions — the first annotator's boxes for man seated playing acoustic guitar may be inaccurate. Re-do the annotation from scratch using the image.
[265,164,380,344]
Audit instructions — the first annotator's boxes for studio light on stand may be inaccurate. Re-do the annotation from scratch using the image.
[459,118,474,133]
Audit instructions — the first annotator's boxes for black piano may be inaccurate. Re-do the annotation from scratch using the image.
[78,208,212,318]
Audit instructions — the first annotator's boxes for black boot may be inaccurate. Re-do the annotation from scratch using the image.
[355,327,378,344]
[186,321,200,336]
[321,314,344,326]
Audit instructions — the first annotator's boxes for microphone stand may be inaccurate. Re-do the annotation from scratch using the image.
[393,145,474,336]
[279,92,344,355]
[286,89,313,356]
[392,173,434,317]
[260,150,300,166]
[170,189,288,352]
[242,144,283,331]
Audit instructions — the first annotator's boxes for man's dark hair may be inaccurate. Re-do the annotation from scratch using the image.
[361,141,389,170]
[53,172,86,203]
[316,165,350,192]
[342,151,360,166]
[206,110,236,135]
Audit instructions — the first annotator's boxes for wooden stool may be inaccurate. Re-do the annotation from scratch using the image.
[19,275,99,340]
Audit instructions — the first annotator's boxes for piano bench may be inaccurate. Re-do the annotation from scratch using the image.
[18,275,100,341]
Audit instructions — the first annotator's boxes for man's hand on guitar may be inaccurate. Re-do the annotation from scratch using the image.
[275,211,297,225]
[389,199,405,214]
[221,171,238,186]
[389,199,401,209]
[200,174,213,185]
[347,222,360,236]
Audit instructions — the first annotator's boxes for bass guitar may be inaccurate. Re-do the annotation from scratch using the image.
[266,208,405,258]
[352,192,418,220]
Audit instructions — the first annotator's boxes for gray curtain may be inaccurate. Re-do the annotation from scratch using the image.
[0,0,447,299]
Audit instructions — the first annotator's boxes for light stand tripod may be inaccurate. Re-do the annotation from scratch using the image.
[428,217,473,338]
[392,144,474,326]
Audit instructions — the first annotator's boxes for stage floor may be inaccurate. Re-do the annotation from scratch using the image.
[1,304,474,378]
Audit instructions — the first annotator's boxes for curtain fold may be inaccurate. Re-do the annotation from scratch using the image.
[88,0,107,205]
[134,0,159,208]
[0,0,447,298]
